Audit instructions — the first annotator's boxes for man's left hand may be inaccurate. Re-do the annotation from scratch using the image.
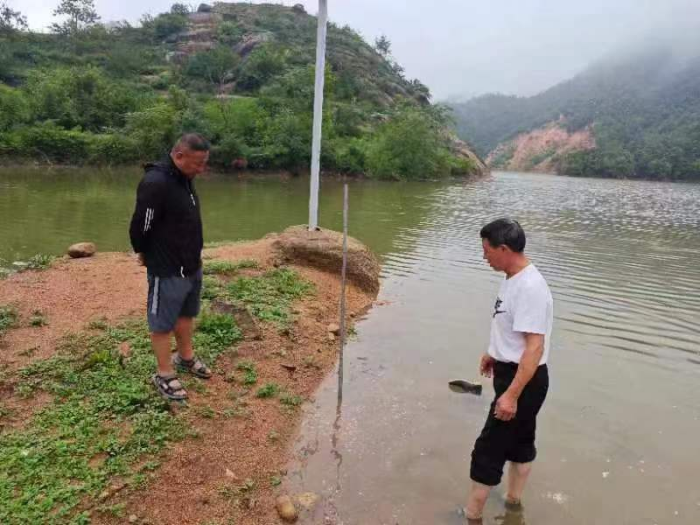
[495,392,517,421]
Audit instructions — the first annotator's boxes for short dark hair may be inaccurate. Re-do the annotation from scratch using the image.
[173,133,210,152]
[480,218,526,253]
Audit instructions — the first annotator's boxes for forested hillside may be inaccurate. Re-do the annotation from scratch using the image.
[0,1,484,179]
[451,45,700,180]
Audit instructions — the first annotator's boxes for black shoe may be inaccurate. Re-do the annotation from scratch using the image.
[449,379,483,395]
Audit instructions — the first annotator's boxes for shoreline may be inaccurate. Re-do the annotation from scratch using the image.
[0,235,378,524]
[0,160,486,181]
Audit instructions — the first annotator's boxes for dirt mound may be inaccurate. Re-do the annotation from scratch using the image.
[270,226,381,295]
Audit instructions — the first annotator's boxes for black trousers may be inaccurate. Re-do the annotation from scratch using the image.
[470,361,549,486]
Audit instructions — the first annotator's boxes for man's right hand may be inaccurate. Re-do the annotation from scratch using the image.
[480,354,496,378]
[136,253,146,266]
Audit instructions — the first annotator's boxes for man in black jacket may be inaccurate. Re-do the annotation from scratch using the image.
[129,134,212,401]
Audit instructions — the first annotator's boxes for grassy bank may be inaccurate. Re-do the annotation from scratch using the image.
[0,259,316,524]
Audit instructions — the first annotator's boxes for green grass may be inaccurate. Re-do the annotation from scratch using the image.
[256,382,280,399]
[0,314,242,524]
[279,392,303,407]
[29,310,48,327]
[201,275,224,300]
[0,305,18,336]
[0,254,54,278]
[202,259,259,276]
[226,268,314,326]
[25,254,55,271]
[236,360,258,386]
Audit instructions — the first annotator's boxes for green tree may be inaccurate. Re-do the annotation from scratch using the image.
[0,85,30,131]
[237,45,288,91]
[51,0,100,36]
[217,21,243,44]
[375,35,391,57]
[170,3,190,16]
[27,67,144,131]
[0,2,28,33]
[185,46,240,89]
[366,104,452,180]
[150,12,187,40]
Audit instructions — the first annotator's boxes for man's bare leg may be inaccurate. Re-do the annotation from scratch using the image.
[466,481,492,522]
[174,317,194,361]
[151,331,175,376]
[506,462,532,505]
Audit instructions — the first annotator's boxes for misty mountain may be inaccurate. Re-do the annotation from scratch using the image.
[450,45,700,180]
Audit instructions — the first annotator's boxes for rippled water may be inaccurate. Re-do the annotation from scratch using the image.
[285,172,700,525]
[2,168,699,523]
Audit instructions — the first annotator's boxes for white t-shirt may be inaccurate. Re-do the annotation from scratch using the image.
[488,264,553,365]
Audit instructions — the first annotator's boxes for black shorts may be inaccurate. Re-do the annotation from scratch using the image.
[470,361,549,486]
[146,269,203,333]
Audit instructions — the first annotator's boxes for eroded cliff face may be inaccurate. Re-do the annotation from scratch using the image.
[487,121,595,173]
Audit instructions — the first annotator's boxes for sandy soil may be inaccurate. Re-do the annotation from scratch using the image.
[0,238,376,524]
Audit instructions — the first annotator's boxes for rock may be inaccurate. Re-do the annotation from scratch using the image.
[447,135,488,177]
[296,492,320,510]
[328,333,336,343]
[234,32,272,57]
[211,300,261,340]
[128,515,138,524]
[118,342,132,359]
[281,363,297,372]
[327,323,341,336]
[271,226,381,296]
[225,468,238,480]
[276,495,298,522]
[68,242,96,259]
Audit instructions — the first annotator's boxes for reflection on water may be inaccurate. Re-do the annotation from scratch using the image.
[284,172,700,525]
[2,168,700,523]
[0,166,435,265]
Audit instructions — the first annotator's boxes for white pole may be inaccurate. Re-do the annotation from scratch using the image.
[338,183,348,403]
[308,0,328,231]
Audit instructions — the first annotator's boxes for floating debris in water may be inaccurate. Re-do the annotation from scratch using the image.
[545,492,569,504]
[602,472,610,479]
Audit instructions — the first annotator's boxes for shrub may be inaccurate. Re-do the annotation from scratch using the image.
[13,123,92,163]
[88,134,139,164]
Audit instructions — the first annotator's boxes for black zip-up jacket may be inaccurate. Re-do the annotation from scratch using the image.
[129,156,203,278]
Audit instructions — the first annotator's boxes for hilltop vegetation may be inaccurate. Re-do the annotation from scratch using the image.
[450,45,700,180]
[0,1,482,179]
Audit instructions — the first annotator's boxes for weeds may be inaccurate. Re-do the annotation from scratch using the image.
[279,392,303,407]
[203,259,259,276]
[256,382,280,398]
[0,315,242,524]
[236,360,258,385]
[226,269,314,327]
[0,305,18,336]
[26,254,54,271]
[29,310,48,327]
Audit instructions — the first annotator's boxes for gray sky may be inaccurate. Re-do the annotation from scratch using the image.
[7,0,700,100]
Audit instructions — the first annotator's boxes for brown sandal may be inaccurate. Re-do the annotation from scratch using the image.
[152,374,188,401]
[172,354,212,379]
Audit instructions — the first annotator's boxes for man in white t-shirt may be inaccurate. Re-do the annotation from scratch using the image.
[465,218,553,524]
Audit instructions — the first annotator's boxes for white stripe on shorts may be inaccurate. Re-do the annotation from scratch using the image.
[151,276,160,315]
